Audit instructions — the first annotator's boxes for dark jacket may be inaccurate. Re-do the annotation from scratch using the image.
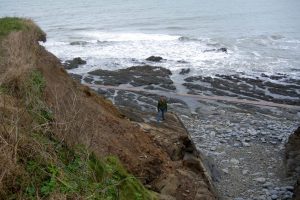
[157,99,167,111]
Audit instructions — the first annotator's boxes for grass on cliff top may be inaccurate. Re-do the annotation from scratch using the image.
[0,17,25,38]
[0,69,156,200]
[0,17,45,42]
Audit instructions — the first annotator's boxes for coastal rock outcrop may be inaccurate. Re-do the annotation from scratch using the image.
[183,74,300,105]
[146,56,164,62]
[63,57,87,69]
[88,65,176,90]
[203,47,228,53]
[179,68,191,75]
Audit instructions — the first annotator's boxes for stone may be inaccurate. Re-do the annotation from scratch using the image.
[242,170,249,175]
[242,142,251,147]
[209,131,216,138]
[179,68,191,75]
[270,194,278,200]
[258,195,267,200]
[222,168,229,174]
[230,158,240,165]
[254,177,266,183]
[263,182,273,188]
[270,190,278,195]
[210,147,217,151]
[88,65,175,90]
[233,143,241,147]
[146,56,163,62]
[63,57,87,69]
[270,141,277,145]
[283,186,294,191]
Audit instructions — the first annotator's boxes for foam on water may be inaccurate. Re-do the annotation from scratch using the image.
[79,31,180,42]
[42,30,300,81]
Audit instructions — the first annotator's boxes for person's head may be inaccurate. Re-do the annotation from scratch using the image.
[160,96,165,101]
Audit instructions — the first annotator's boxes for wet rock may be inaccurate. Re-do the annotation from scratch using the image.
[88,65,175,90]
[83,76,93,84]
[230,158,240,165]
[63,57,87,69]
[271,194,278,199]
[242,170,249,175]
[70,41,89,46]
[69,73,82,82]
[263,182,273,188]
[183,74,300,105]
[177,60,188,64]
[203,47,228,53]
[254,177,266,184]
[146,56,163,62]
[179,68,191,75]
[222,168,229,174]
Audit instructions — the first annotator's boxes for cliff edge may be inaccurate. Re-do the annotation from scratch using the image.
[0,17,216,199]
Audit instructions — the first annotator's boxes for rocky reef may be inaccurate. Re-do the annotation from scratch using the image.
[86,65,176,90]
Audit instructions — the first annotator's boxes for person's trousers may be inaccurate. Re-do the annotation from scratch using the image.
[157,109,166,122]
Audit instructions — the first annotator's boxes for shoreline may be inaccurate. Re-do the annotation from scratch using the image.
[75,64,300,199]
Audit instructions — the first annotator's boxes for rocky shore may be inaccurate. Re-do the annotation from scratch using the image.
[68,62,300,199]
[0,20,216,200]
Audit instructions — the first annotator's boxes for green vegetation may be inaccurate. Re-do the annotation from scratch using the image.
[0,17,45,43]
[19,134,155,200]
[0,17,25,38]
[0,69,156,199]
[24,69,53,124]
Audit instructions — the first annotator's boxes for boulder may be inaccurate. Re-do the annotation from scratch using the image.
[203,48,227,53]
[146,56,163,62]
[63,57,87,70]
[179,68,191,75]
[88,65,175,91]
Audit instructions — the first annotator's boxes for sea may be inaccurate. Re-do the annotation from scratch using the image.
[1,0,300,82]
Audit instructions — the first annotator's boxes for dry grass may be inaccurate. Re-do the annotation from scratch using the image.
[0,17,157,200]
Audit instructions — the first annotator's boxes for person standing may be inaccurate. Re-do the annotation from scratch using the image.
[157,96,167,122]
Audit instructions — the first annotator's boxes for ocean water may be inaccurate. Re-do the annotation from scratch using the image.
[1,0,300,80]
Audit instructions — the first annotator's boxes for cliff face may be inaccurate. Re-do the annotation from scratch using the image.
[0,18,216,199]
[285,127,300,199]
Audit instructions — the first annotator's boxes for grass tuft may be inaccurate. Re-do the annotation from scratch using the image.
[0,17,46,43]
[0,17,24,38]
